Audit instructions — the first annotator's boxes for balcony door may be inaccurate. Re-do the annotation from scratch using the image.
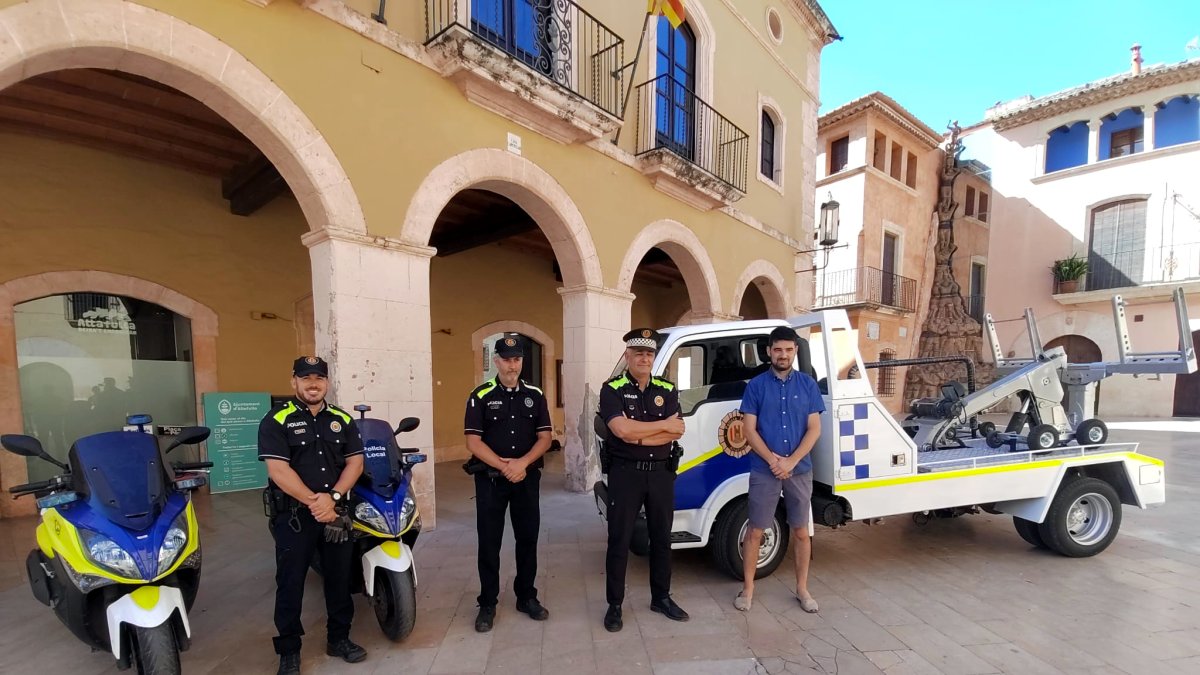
[881,233,898,307]
[471,0,554,77]
[654,17,696,160]
[1088,199,1146,291]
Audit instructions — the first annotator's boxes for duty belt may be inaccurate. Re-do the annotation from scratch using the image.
[612,457,670,471]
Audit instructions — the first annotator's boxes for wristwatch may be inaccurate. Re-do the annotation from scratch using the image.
[330,489,343,503]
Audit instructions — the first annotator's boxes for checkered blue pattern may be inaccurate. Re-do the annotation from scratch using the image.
[838,403,872,479]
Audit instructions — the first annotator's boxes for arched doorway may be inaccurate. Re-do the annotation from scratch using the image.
[1174,330,1200,417]
[617,219,724,325]
[731,260,789,319]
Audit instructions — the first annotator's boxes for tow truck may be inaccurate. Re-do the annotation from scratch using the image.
[593,289,1195,579]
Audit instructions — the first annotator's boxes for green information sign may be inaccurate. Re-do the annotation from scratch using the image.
[202,392,271,494]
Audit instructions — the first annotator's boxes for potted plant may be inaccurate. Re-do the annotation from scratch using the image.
[1051,253,1088,293]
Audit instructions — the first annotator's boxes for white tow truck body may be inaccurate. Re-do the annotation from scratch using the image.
[594,295,1192,579]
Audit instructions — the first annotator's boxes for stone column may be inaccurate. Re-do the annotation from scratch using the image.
[559,284,633,492]
[1142,106,1155,151]
[1087,120,1102,164]
[303,228,440,526]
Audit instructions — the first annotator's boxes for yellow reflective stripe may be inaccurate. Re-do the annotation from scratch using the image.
[677,445,723,474]
[328,406,352,425]
[476,378,498,398]
[272,401,297,424]
[651,377,675,391]
[837,451,1159,492]
[607,375,630,390]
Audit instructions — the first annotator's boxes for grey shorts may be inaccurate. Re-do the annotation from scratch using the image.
[747,470,812,531]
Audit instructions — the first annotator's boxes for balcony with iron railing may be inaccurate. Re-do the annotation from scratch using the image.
[1055,242,1200,304]
[425,0,625,143]
[632,73,749,211]
[814,267,918,313]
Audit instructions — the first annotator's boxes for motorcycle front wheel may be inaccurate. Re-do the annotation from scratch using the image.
[132,623,181,675]
[373,568,417,642]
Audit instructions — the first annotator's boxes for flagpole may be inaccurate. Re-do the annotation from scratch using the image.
[612,10,656,145]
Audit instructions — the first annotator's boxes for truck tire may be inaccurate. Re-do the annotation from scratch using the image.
[1074,419,1108,446]
[1027,424,1059,450]
[977,421,996,438]
[1037,477,1121,557]
[1012,516,1047,549]
[709,499,789,581]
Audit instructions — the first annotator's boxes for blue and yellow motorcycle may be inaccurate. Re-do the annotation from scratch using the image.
[349,405,426,641]
[2,415,211,674]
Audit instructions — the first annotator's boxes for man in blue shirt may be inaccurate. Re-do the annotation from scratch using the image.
[735,326,825,613]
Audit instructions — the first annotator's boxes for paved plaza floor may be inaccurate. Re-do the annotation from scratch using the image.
[2,419,1199,674]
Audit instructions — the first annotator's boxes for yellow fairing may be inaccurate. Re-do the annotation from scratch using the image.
[39,501,201,584]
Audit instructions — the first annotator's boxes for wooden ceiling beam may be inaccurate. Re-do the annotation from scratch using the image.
[0,120,228,176]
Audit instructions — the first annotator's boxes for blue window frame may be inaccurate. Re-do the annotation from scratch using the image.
[471,0,550,75]
[654,17,696,160]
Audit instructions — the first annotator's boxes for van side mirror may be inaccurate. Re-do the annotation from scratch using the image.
[166,426,211,453]
[394,417,420,435]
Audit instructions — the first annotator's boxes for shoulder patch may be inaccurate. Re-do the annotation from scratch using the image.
[651,377,675,392]
[327,405,352,425]
[606,374,630,390]
[475,377,499,399]
[271,401,298,425]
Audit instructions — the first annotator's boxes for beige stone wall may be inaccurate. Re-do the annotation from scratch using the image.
[0,133,312,393]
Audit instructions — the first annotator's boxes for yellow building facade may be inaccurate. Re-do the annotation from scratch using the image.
[0,0,837,519]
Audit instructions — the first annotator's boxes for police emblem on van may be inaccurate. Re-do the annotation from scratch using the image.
[718,410,750,458]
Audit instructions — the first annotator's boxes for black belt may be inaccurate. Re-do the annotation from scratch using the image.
[610,457,670,471]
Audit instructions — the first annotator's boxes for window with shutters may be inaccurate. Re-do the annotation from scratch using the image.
[829,135,849,174]
[1088,199,1147,291]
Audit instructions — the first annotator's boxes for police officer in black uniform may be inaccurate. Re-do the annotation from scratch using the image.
[258,357,367,675]
[599,328,689,632]
[464,335,553,632]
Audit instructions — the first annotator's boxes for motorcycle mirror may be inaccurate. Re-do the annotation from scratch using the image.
[166,426,211,453]
[394,417,420,435]
[0,434,69,470]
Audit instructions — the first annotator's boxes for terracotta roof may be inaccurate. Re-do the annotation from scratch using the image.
[990,58,1200,131]
[818,92,942,148]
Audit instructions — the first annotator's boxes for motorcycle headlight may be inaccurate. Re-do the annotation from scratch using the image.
[399,496,418,531]
[157,511,189,576]
[354,501,391,534]
[81,530,142,579]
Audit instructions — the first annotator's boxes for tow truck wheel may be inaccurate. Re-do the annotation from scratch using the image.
[1012,516,1047,549]
[978,421,997,438]
[1038,477,1122,557]
[985,431,1006,449]
[1074,419,1108,446]
[709,499,789,581]
[1028,424,1059,450]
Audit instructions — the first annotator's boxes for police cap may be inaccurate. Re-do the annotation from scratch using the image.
[622,328,663,352]
[293,355,329,377]
[494,334,524,358]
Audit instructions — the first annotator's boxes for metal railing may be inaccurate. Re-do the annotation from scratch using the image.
[1087,242,1200,291]
[425,0,626,117]
[966,294,985,323]
[634,73,750,192]
[815,267,918,312]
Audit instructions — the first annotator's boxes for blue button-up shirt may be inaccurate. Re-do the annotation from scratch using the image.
[740,369,825,476]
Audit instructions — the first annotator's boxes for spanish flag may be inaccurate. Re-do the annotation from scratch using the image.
[648,0,686,29]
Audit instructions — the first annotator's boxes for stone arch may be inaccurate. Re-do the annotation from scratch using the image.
[617,219,722,318]
[400,148,602,288]
[730,259,789,318]
[0,271,218,516]
[0,0,365,235]
[470,319,558,416]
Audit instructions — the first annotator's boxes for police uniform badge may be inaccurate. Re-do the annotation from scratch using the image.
[525,397,534,408]
[305,356,319,365]
[641,329,652,338]
[330,420,342,433]
[718,410,750,458]
[505,338,517,347]
[654,395,664,407]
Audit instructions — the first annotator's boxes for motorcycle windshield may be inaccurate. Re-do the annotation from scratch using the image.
[358,418,401,499]
[69,431,166,532]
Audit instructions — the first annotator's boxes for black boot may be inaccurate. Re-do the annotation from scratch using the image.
[475,605,496,632]
[326,638,367,663]
[603,604,623,632]
[277,652,300,675]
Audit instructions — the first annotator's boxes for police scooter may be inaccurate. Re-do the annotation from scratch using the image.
[349,405,426,641]
[2,415,211,675]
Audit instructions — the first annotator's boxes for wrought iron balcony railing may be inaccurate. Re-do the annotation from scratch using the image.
[633,73,750,192]
[425,0,626,117]
[815,267,918,313]
[1086,243,1200,291]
